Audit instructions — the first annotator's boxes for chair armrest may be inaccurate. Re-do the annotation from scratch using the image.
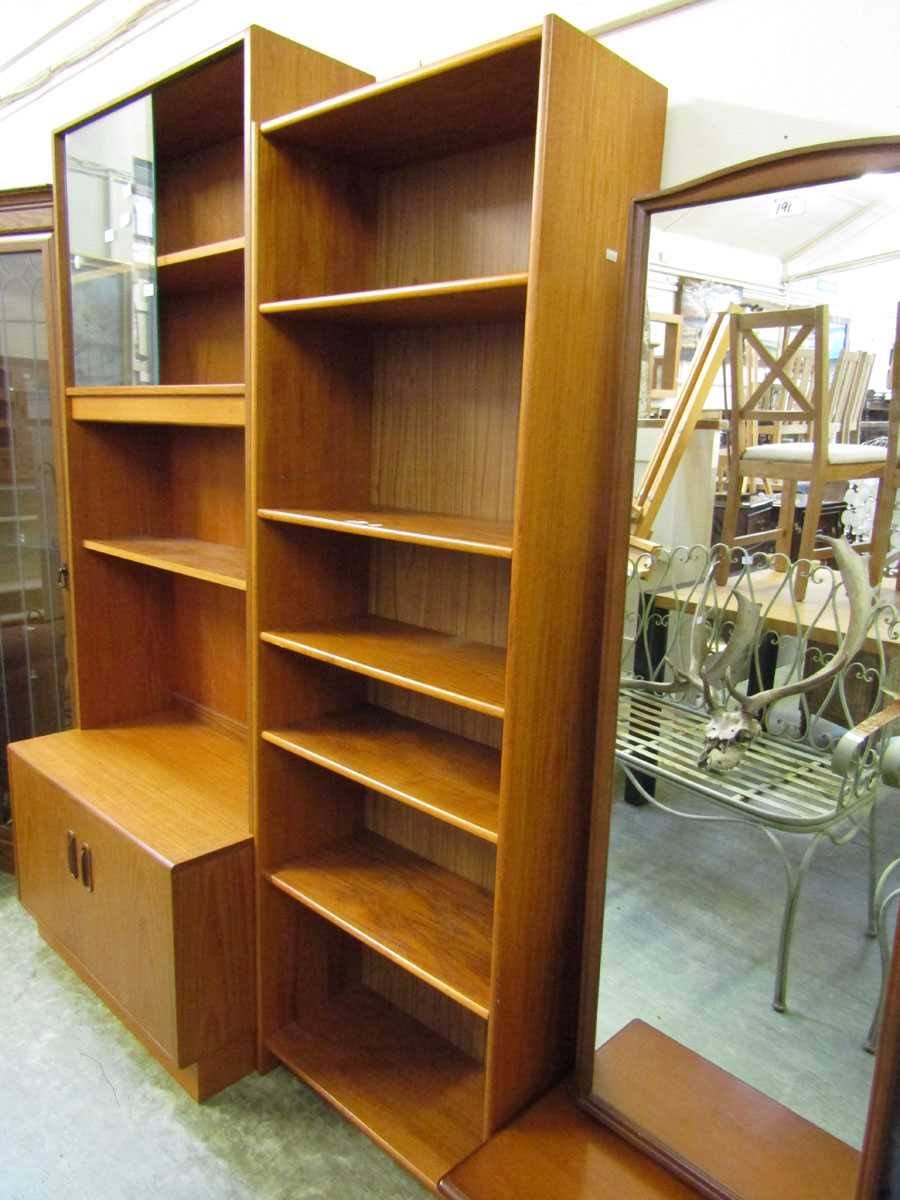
[832,699,900,781]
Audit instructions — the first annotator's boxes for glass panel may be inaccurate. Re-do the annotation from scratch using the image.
[0,249,70,824]
[65,96,158,385]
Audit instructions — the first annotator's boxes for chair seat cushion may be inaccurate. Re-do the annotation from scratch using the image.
[741,441,887,465]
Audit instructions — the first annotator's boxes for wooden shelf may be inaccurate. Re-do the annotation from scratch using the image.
[259,507,513,558]
[156,237,244,292]
[69,385,245,427]
[268,987,484,1188]
[10,711,248,866]
[260,274,527,325]
[261,615,506,718]
[263,705,500,842]
[267,829,493,1016]
[261,28,542,167]
[83,537,246,590]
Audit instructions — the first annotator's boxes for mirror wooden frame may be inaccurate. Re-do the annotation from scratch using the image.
[576,135,900,1200]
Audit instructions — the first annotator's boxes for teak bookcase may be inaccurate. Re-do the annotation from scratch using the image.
[10,29,371,1099]
[251,16,665,1187]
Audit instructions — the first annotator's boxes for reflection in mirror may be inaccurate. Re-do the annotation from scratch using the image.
[592,166,900,1188]
[65,95,158,386]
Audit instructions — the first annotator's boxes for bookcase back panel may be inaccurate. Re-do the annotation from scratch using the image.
[371,322,521,521]
[171,428,245,546]
[160,285,244,383]
[374,137,534,287]
[255,321,372,512]
[362,949,487,1062]
[256,521,368,632]
[73,558,172,726]
[153,48,244,160]
[368,543,509,647]
[67,422,173,539]
[171,575,246,725]
[367,682,502,749]
[364,793,496,891]
[256,739,364,869]
[156,135,244,254]
[256,140,376,303]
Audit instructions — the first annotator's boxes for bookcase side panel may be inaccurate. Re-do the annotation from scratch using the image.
[486,18,667,1132]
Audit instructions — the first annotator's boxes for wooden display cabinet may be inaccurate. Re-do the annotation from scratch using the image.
[251,16,665,1188]
[11,30,371,1099]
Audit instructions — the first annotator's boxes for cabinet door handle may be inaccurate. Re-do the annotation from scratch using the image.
[80,844,93,892]
[66,830,78,879]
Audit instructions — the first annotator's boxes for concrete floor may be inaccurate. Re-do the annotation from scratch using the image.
[595,774,899,1150]
[0,870,428,1200]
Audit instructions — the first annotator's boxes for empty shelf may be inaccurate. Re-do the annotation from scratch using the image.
[261,27,542,168]
[268,987,484,1187]
[267,829,493,1016]
[260,274,527,325]
[156,237,245,292]
[258,507,513,557]
[263,705,500,841]
[69,385,245,427]
[261,615,505,717]
[83,538,246,590]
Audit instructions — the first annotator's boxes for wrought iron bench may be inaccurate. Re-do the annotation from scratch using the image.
[617,539,900,1016]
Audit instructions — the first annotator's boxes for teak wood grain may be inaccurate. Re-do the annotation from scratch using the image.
[248,11,666,1172]
[268,987,484,1188]
[44,25,383,1107]
[375,138,534,288]
[156,137,244,255]
[156,237,245,293]
[0,185,53,234]
[68,385,246,428]
[160,285,244,383]
[484,17,666,1133]
[261,28,543,168]
[263,705,500,841]
[361,949,488,1063]
[83,537,246,590]
[258,507,514,558]
[9,714,248,864]
[152,46,244,159]
[268,829,494,1016]
[260,274,528,324]
[261,616,506,717]
[590,1021,860,1200]
[364,794,497,894]
[440,1080,698,1200]
[11,744,254,1084]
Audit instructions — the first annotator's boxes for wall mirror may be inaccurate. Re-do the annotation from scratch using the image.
[578,137,900,1200]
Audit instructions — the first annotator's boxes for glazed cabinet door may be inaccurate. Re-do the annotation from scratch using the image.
[11,753,179,1059]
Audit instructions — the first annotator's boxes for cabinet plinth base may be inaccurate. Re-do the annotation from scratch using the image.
[39,923,255,1101]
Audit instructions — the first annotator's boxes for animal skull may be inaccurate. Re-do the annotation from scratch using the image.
[698,709,761,773]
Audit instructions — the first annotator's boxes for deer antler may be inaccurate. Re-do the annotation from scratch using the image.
[725,537,877,716]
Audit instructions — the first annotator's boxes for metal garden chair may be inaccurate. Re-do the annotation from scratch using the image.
[617,538,900,1016]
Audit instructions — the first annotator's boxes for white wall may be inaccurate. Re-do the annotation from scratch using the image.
[1,0,898,192]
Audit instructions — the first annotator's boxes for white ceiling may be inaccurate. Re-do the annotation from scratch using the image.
[653,173,900,280]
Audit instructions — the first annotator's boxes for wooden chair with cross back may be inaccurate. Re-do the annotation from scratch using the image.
[717,305,896,599]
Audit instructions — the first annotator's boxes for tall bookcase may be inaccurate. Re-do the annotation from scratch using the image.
[10,29,371,1100]
[251,17,666,1187]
